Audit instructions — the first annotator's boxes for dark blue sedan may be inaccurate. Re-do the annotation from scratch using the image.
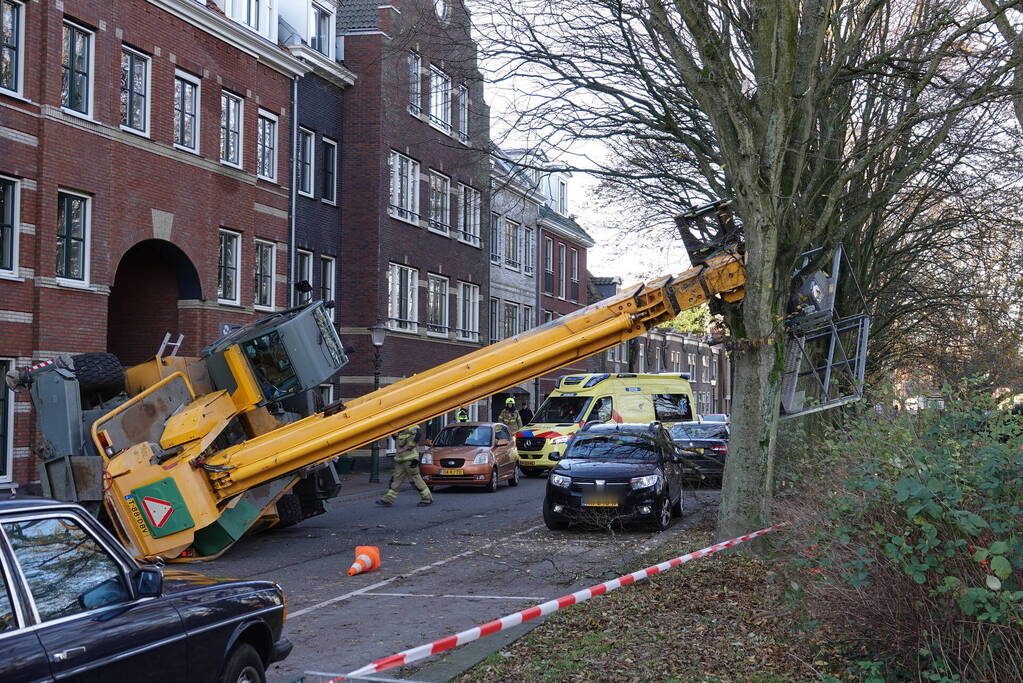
[0,499,290,682]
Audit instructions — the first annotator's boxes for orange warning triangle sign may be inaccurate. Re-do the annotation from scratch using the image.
[142,496,174,528]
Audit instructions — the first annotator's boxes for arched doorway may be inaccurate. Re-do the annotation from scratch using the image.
[107,240,202,365]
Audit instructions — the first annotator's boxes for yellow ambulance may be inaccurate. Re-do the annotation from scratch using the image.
[515,372,697,476]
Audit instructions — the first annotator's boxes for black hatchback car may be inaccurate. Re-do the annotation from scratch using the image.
[543,423,686,532]
[669,421,730,484]
[0,499,291,682]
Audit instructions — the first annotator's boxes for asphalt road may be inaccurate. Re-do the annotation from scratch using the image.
[203,475,721,682]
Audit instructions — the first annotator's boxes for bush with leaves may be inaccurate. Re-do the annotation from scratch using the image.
[781,382,1023,680]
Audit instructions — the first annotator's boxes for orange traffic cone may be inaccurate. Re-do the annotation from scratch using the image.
[347,545,380,576]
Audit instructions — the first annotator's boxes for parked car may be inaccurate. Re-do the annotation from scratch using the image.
[702,413,730,423]
[420,422,520,491]
[543,422,686,532]
[670,421,730,484]
[0,498,290,683]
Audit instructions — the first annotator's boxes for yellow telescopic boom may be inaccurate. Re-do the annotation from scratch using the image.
[101,250,744,559]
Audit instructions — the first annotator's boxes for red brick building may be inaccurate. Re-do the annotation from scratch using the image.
[0,0,307,491]
[336,0,491,417]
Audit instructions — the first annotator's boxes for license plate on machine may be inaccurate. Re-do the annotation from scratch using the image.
[439,469,464,476]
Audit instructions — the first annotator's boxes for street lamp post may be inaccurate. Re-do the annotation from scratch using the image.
[368,321,388,483]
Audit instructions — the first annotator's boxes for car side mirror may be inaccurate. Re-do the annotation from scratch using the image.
[132,566,163,598]
[549,452,561,462]
[496,438,509,446]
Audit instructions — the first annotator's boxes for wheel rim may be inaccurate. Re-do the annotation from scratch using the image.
[660,498,671,528]
[237,664,261,683]
[492,469,498,488]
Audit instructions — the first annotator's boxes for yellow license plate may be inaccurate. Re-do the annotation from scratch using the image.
[582,502,618,507]
[583,495,618,507]
[439,469,464,475]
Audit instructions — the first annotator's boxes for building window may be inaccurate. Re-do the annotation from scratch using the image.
[458,184,481,247]
[503,301,518,339]
[543,237,554,293]
[558,243,567,298]
[458,84,469,143]
[489,297,499,344]
[295,249,312,305]
[217,230,240,304]
[570,248,579,302]
[429,65,451,133]
[504,219,520,269]
[523,305,533,331]
[428,171,451,234]
[298,128,314,197]
[408,52,421,115]
[318,383,334,406]
[321,137,337,203]
[56,192,88,282]
[120,48,149,134]
[231,0,262,32]
[0,357,10,481]
[544,310,553,324]
[1,1,22,94]
[426,274,448,335]
[490,212,501,265]
[457,281,480,342]
[220,91,243,167]
[557,178,568,215]
[61,22,91,115]
[174,72,200,152]
[255,111,277,180]
[310,3,332,56]
[687,353,697,380]
[523,228,534,276]
[388,150,420,223]
[387,262,419,332]
[0,177,17,274]
[320,255,335,320]
[254,239,275,310]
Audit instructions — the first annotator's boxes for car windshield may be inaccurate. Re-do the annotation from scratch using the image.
[670,423,729,440]
[434,425,492,447]
[565,435,660,461]
[532,396,592,423]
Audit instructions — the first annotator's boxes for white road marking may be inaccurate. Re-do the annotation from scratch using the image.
[364,592,547,600]
[289,524,545,619]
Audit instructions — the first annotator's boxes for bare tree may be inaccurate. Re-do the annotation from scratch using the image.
[473,0,1023,543]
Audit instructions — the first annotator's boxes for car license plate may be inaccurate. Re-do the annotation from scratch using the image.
[439,469,464,476]
[583,495,618,507]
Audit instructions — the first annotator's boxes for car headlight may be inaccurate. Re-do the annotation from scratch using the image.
[420,453,433,465]
[630,474,661,490]
[549,435,571,445]
[473,453,490,465]
[550,473,572,488]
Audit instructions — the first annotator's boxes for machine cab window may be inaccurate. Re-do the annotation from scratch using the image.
[241,330,300,400]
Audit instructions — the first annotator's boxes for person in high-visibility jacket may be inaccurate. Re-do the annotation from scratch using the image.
[376,425,433,507]
[498,397,523,435]
[455,406,469,422]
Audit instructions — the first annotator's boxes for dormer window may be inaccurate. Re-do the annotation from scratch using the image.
[557,178,568,215]
[226,0,275,40]
[310,3,332,57]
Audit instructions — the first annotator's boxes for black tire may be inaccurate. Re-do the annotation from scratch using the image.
[485,467,499,493]
[507,464,520,487]
[274,493,303,528]
[219,643,265,683]
[650,496,672,532]
[543,498,569,530]
[71,352,124,403]
[671,490,684,518]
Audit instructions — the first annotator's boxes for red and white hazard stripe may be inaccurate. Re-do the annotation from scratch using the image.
[27,359,55,372]
[338,522,787,681]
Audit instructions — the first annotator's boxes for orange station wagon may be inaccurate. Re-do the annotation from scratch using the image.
[420,422,520,491]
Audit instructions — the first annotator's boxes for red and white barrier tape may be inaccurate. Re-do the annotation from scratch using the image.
[335,522,787,681]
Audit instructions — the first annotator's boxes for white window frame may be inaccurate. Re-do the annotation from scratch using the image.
[428,65,451,134]
[321,136,337,205]
[309,2,334,59]
[119,46,151,137]
[504,219,520,270]
[388,150,420,225]
[457,281,480,342]
[173,70,201,154]
[61,21,94,120]
[298,128,315,198]
[408,51,422,116]
[489,297,499,344]
[457,184,481,247]
[557,178,568,215]
[489,212,502,265]
[457,83,469,143]
[256,109,278,181]
[217,229,241,305]
[55,189,90,288]
[570,247,579,302]
[543,236,554,293]
[319,254,335,320]
[318,383,335,406]
[253,238,276,311]
[544,310,553,323]
[426,273,449,337]
[427,170,451,235]
[558,243,567,299]
[227,0,273,39]
[503,301,519,339]
[0,0,25,97]
[220,90,244,168]
[387,262,419,333]
[523,227,535,276]
[0,357,12,483]
[295,249,313,305]
[523,304,533,331]
[0,175,20,278]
